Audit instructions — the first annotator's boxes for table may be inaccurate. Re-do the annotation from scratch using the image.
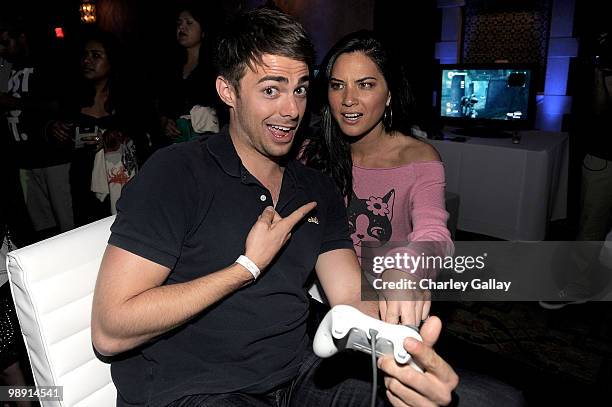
[429,129,569,241]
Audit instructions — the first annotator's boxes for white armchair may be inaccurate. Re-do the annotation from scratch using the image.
[5,214,333,406]
[6,216,116,407]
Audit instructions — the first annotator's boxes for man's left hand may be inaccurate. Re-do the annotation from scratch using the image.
[378,316,458,407]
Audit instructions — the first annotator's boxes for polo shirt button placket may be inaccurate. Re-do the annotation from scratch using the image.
[260,195,267,202]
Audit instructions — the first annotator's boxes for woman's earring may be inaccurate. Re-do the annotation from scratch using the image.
[383,105,393,128]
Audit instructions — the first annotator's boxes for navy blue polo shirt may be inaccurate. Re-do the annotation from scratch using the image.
[108,129,353,406]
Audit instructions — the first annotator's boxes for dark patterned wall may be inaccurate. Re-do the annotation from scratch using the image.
[462,0,551,89]
[271,0,375,64]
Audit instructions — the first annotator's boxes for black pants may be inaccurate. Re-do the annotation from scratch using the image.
[167,348,526,407]
[168,348,388,407]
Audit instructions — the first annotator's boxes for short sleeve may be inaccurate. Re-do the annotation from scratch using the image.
[319,176,354,254]
[109,146,200,269]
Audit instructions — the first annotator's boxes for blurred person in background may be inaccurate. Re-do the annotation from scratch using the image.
[157,1,223,144]
[0,20,36,403]
[49,30,148,227]
[1,22,73,240]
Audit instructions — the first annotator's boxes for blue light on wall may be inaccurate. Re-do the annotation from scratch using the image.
[436,0,577,131]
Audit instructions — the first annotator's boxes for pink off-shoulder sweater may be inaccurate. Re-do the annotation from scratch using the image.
[348,161,454,277]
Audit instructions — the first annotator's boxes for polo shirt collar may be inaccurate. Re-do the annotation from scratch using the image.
[206,127,243,178]
[206,127,300,188]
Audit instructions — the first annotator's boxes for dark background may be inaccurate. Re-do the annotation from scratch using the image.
[3,1,612,405]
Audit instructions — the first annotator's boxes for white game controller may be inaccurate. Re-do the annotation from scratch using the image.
[313,305,423,372]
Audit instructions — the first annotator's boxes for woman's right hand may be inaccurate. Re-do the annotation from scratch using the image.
[161,116,181,139]
[49,120,73,144]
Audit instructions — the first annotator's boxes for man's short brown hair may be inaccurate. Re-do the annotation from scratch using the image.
[214,7,315,94]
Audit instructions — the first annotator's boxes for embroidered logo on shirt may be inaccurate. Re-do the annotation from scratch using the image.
[307,216,319,225]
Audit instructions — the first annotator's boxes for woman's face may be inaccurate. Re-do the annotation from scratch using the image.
[176,11,202,48]
[81,40,111,81]
[328,51,390,138]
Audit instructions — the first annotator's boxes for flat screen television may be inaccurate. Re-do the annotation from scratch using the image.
[437,64,536,137]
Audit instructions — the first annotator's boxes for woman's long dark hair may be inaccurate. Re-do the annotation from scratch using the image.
[172,1,221,108]
[77,29,125,114]
[174,1,217,67]
[302,30,415,198]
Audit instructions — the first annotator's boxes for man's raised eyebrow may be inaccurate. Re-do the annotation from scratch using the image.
[256,75,310,85]
[257,75,288,84]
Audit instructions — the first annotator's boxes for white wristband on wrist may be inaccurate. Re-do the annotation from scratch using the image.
[235,255,261,280]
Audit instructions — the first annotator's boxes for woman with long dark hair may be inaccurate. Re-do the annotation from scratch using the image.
[49,30,141,226]
[303,31,453,326]
[157,1,221,142]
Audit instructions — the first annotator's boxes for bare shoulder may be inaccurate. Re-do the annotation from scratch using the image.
[396,133,442,164]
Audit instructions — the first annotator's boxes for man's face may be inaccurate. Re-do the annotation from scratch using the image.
[230,54,309,160]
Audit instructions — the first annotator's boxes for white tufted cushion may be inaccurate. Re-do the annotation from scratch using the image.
[6,216,116,407]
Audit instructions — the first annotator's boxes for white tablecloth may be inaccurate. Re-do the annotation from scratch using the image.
[429,130,569,241]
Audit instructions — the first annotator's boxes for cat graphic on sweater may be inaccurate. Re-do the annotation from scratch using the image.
[347,189,395,248]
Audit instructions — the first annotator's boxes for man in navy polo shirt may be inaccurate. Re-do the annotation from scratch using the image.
[91,8,458,407]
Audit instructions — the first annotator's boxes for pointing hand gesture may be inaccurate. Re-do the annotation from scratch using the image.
[245,202,317,270]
